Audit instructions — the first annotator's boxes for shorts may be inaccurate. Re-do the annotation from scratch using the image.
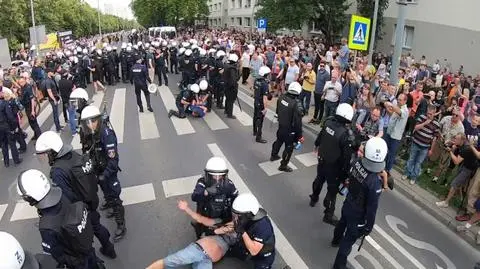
[451,167,474,188]
[475,199,480,212]
[164,242,212,269]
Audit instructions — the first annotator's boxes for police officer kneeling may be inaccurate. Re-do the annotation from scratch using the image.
[253,66,272,144]
[309,103,356,226]
[17,169,104,269]
[191,157,238,239]
[35,131,117,259]
[270,82,304,172]
[230,193,276,269]
[80,105,127,242]
[331,137,388,269]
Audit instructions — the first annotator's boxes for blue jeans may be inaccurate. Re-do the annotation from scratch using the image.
[383,133,401,172]
[49,100,61,131]
[405,143,429,182]
[299,90,312,113]
[164,243,212,269]
[323,100,338,120]
[68,105,77,134]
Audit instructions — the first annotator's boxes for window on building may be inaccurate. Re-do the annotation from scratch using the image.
[237,17,242,26]
[231,0,235,9]
[392,25,415,49]
[245,17,251,27]
[246,0,251,7]
[238,0,242,8]
[214,4,217,10]
[231,17,235,25]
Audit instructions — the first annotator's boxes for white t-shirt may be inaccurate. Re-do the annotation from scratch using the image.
[241,52,250,68]
[325,51,333,63]
[323,81,342,102]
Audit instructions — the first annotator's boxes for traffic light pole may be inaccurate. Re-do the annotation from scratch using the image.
[368,0,380,65]
[389,0,407,85]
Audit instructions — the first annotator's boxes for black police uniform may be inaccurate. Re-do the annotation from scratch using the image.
[331,158,382,269]
[106,51,116,85]
[270,93,303,171]
[120,49,129,83]
[310,116,355,224]
[126,51,135,82]
[211,57,225,108]
[253,77,269,142]
[154,49,168,86]
[179,57,196,86]
[169,86,195,118]
[196,56,209,79]
[82,122,126,242]
[81,53,91,85]
[191,176,238,238]
[130,62,153,112]
[223,61,239,118]
[19,83,42,139]
[169,47,179,74]
[101,53,109,83]
[49,146,115,257]
[230,209,276,269]
[0,97,22,166]
[113,48,120,82]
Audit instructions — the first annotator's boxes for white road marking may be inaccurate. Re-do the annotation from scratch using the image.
[0,204,7,222]
[138,92,160,140]
[349,243,383,269]
[374,224,426,269]
[110,88,126,143]
[162,175,202,198]
[294,152,318,167]
[233,104,253,126]
[10,202,38,221]
[258,159,298,176]
[159,86,195,135]
[207,143,309,269]
[203,110,228,130]
[365,236,404,269]
[121,183,156,206]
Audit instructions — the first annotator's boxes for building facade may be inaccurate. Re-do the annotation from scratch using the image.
[206,0,256,29]
[375,0,480,74]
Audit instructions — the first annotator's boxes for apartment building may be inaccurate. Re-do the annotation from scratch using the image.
[206,0,256,29]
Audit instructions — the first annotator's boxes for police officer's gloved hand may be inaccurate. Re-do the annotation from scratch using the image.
[98,175,105,181]
[206,185,218,195]
[360,226,372,236]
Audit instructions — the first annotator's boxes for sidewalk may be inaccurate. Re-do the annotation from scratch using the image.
[238,84,480,247]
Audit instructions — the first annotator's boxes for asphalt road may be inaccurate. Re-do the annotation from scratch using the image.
[0,72,479,269]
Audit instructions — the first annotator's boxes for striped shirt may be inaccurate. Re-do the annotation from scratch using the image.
[412,115,441,148]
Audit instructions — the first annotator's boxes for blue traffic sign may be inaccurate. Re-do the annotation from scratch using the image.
[257,18,267,30]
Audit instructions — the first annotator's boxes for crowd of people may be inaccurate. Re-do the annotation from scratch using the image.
[1,26,480,269]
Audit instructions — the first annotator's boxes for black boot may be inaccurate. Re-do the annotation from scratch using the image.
[113,205,126,242]
[278,165,293,172]
[323,215,339,226]
[309,194,318,207]
[270,155,281,162]
[100,243,117,259]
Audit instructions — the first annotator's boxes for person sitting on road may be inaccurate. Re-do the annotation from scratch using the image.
[146,200,238,269]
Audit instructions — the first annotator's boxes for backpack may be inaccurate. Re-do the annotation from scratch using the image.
[39,200,94,257]
[52,152,99,210]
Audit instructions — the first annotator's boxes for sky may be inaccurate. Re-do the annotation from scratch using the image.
[84,0,135,20]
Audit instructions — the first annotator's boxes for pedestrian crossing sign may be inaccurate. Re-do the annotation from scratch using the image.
[348,15,371,51]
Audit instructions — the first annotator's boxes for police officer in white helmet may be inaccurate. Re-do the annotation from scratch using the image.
[223,53,240,119]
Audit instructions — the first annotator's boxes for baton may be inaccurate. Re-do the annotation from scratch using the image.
[357,235,366,251]
[236,97,242,112]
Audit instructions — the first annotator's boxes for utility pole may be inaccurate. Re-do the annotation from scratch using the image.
[30,0,38,54]
[368,0,380,65]
[250,0,255,33]
[98,0,102,35]
[389,0,407,85]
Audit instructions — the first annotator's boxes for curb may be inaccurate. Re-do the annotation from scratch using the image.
[237,85,479,248]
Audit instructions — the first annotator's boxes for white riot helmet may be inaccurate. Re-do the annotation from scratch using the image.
[258,66,271,77]
[121,42,127,49]
[204,156,228,184]
[127,42,133,47]
[148,84,158,94]
[199,48,207,56]
[17,169,62,209]
[208,48,216,55]
[76,47,83,53]
[126,47,132,52]
[190,83,200,94]
[96,49,102,56]
[35,131,64,155]
[184,49,193,57]
[199,80,208,91]
[106,46,112,52]
[69,88,89,111]
[178,47,186,55]
[82,48,88,54]
[190,39,197,45]
[137,41,143,47]
[191,44,199,51]
[80,105,103,135]
[335,103,354,122]
[181,42,190,48]
[287,82,302,95]
[0,232,25,269]
[216,50,226,58]
[228,53,239,63]
[133,45,138,50]
[362,137,388,173]
[171,41,177,47]
[144,43,150,49]
[162,41,168,47]
[232,193,260,216]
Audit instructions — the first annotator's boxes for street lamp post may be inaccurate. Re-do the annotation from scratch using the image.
[98,0,102,35]
[30,0,38,54]
[250,0,256,33]
[368,0,380,65]
[389,0,408,85]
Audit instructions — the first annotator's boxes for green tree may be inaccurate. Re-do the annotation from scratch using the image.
[255,0,314,33]
[131,0,209,27]
[310,0,351,46]
[356,0,389,48]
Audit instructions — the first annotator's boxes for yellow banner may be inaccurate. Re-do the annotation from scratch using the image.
[39,33,60,50]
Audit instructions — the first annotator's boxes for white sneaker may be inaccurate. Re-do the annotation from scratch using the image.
[435,201,449,208]
[432,176,438,182]
[409,179,416,185]
[401,175,408,180]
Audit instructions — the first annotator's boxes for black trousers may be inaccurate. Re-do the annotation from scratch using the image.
[253,107,265,138]
[242,67,250,84]
[313,93,325,121]
[134,85,151,109]
[224,88,237,116]
[156,66,168,86]
[214,81,225,107]
[271,128,295,167]
[61,98,69,123]
[170,58,178,73]
[0,129,20,165]
[26,108,42,139]
[311,160,340,219]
